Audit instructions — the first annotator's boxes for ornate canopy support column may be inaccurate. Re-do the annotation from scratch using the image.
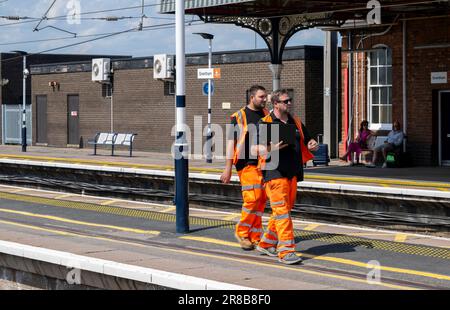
[269,63,283,91]
[203,13,344,91]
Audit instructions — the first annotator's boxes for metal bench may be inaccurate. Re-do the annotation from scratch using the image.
[88,132,116,156]
[88,132,137,156]
[113,133,137,157]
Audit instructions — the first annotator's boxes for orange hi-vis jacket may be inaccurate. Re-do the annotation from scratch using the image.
[259,113,314,166]
[231,107,269,166]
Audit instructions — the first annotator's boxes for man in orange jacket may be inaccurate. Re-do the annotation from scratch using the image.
[220,85,269,250]
[252,89,319,264]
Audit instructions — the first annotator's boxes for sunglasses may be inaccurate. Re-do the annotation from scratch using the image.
[278,98,292,104]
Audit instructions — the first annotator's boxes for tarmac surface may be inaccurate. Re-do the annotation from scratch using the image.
[0,184,449,290]
[0,145,449,290]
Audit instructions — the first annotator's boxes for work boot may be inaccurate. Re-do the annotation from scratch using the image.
[234,233,254,250]
[278,252,302,265]
[255,245,277,257]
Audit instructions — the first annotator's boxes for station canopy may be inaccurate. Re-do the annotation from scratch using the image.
[159,0,449,21]
[159,0,449,70]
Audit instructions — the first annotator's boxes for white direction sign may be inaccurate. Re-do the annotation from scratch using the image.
[431,72,447,84]
[197,68,221,79]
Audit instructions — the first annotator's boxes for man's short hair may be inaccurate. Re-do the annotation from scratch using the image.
[271,88,290,105]
[248,85,266,98]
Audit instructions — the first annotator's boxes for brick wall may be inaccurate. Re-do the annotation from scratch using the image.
[31,48,323,155]
[0,53,128,144]
[340,17,450,165]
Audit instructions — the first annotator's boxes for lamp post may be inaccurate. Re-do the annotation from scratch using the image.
[12,51,28,152]
[193,32,214,163]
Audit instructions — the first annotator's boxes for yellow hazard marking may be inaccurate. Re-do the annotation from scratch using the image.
[0,219,147,246]
[0,191,449,259]
[9,189,27,193]
[223,213,241,221]
[161,206,176,213]
[349,233,395,237]
[0,208,160,236]
[395,234,409,243]
[304,224,321,231]
[305,174,450,190]
[100,200,118,206]
[54,193,75,199]
[437,188,449,192]
[0,219,418,290]
[181,236,238,247]
[1,153,449,190]
[181,235,450,282]
[380,184,390,188]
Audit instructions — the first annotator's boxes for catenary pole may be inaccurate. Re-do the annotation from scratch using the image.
[175,0,189,233]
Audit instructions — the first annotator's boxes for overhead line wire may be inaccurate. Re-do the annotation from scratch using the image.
[0,20,203,63]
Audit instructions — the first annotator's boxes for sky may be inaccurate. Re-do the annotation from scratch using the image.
[0,0,328,57]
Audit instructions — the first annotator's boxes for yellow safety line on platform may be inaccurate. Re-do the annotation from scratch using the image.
[1,153,449,189]
[305,174,450,189]
[100,200,118,206]
[304,224,321,231]
[54,194,75,199]
[0,219,148,247]
[223,213,241,221]
[180,235,450,282]
[161,206,176,213]
[349,233,396,237]
[9,189,27,193]
[0,191,448,260]
[395,234,409,243]
[0,208,160,236]
[0,219,418,290]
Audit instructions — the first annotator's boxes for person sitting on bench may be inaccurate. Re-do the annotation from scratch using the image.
[366,120,404,168]
[340,120,372,166]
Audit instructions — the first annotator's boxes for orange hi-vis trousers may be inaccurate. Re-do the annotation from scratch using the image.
[258,177,297,258]
[236,165,266,243]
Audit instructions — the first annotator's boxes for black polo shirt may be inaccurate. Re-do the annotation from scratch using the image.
[229,106,266,172]
[255,112,311,182]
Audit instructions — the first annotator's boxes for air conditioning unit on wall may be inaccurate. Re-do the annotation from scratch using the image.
[153,54,174,80]
[92,58,111,82]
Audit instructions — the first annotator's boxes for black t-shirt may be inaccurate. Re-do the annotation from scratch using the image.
[229,106,266,171]
[255,112,311,182]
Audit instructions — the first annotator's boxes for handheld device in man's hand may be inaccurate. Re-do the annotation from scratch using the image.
[260,122,297,146]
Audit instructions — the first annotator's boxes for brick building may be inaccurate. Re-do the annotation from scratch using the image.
[30,46,324,155]
[339,16,450,166]
[0,53,128,144]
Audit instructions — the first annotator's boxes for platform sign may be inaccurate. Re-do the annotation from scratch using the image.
[202,81,214,96]
[197,68,221,79]
[431,72,447,84]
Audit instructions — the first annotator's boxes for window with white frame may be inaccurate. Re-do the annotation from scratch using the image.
[367,46,392,130]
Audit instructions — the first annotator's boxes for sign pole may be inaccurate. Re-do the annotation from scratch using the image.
[206,38,213,163]
[22,55,27,152]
